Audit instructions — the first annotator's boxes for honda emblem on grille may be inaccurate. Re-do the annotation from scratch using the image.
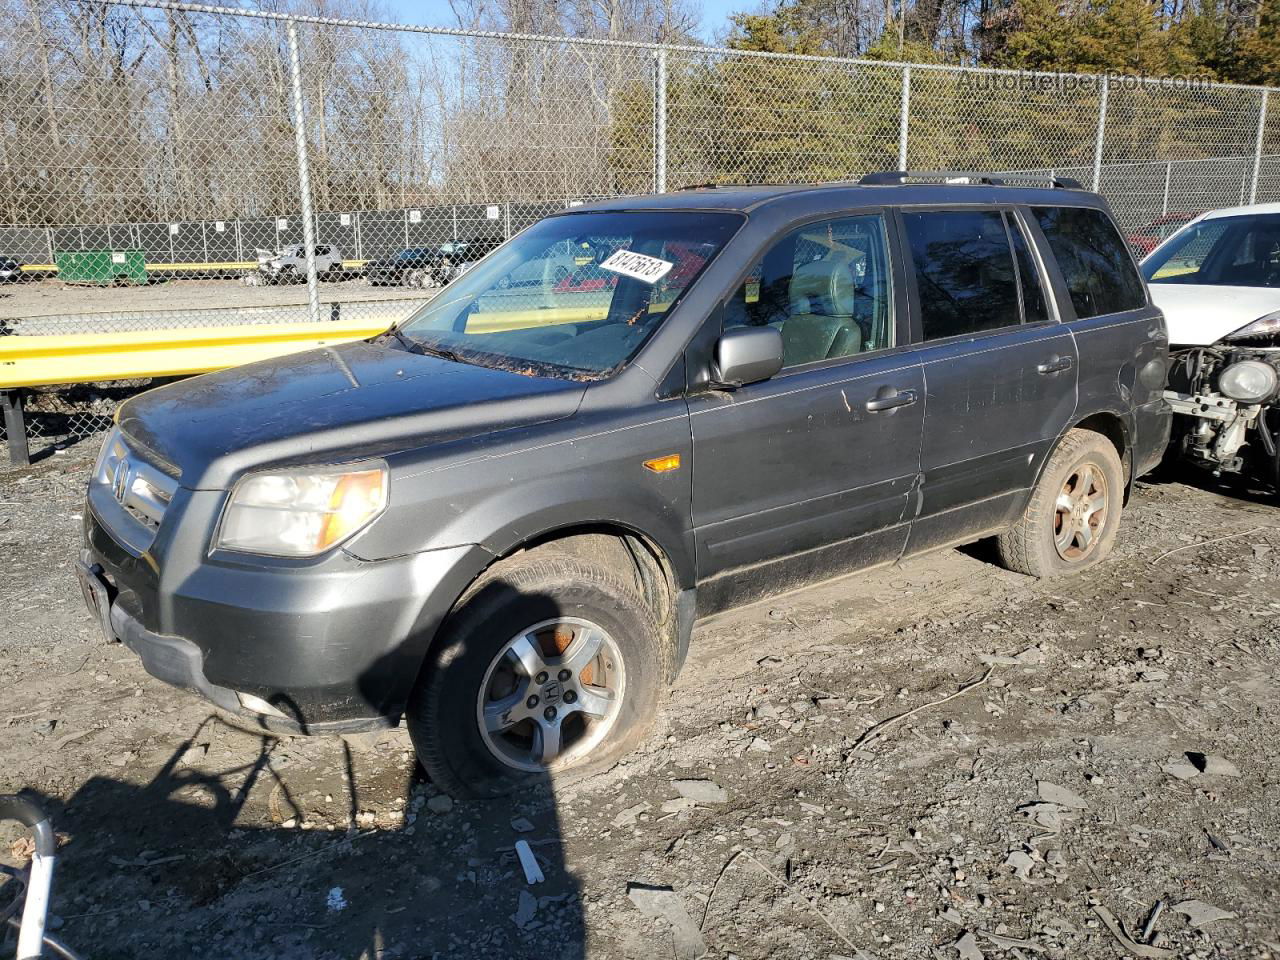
[110,457,130,503]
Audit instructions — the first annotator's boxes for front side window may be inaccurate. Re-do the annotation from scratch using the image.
[1033,206,1146,317]
[903,209,1021,340]
[1142,215,1280,288]
[399,211,742,379]
[723,213,894,368]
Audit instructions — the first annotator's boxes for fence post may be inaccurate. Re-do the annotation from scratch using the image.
[898,65,911,170]
[286,19,320,324]
[1092,76,1109,192]
[1251,89,1269,204]
[655,46,667,193]
[1161,161,1172,215]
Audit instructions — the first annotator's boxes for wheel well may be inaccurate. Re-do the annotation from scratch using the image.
[498,525,678,637]
[1072,412,1132,486]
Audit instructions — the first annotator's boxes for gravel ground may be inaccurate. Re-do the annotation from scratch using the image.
[2,444,1279,960]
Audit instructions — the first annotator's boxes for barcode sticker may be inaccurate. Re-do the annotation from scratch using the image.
[599,249,673,284]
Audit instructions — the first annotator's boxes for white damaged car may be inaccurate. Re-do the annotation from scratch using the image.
[1142,203,1280,489]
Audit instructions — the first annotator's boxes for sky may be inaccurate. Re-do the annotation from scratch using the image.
[381,0,747,44]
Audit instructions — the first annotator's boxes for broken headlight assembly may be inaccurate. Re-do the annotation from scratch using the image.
[1217,359,1280,404]
[1223,310,1280,344]
[216,462,388,557]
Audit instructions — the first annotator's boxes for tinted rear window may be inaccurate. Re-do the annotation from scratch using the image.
[902,209,1021,340]
[1033,206,1145,318]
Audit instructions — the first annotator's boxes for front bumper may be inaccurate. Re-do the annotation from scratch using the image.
[82,496,488,732]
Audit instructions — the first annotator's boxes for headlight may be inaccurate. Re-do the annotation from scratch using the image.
[1217,360,1280,404]
[216,463,388,557]
[1224,311,1280,342]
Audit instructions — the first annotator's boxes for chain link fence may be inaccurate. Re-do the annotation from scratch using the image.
[3,0,1280,459]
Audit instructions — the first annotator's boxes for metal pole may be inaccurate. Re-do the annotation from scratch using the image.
[1162,161,1172,215]
[1251,89,1268,204]
[655,46,667,193]
[897,65,911,170]
[2,390,30,468]
[1092,77,1109,193]
[286,19,320,323]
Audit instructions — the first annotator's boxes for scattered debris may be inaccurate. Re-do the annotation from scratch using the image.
[747,736,773,752]
[1140,900,1165,943]
[673,779,729,805]
[325,887,347,913]
[1036,780,1088,809]
[509,816,534,833]
[612,802,649,828]
[512,889,538,928]
[661,796,698,814]
[1186,753,1241,778]
[627,883,708,960]
[1172,899,1237,927]
[426,794,454,814]
[1161,758,1200,781]
[978,646,1043,666]
[954,931,984,960]
[1091,904,1175,958]
[851,667,993,750]
[515,840,544,884]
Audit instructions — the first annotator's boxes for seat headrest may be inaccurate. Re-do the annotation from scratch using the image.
[789,251,856,318]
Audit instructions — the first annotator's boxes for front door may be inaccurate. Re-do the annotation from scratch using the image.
[687,212,925,613]
[897,207,1079,557]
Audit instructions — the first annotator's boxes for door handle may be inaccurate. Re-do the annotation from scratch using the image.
[1037,356,1074,375]
[865,388,918,412]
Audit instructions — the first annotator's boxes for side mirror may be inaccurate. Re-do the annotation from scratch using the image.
[712,326,784,388]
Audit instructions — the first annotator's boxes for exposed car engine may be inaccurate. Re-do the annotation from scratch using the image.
[1164,312,1280,487]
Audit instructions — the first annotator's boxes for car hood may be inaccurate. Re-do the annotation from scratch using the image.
[117,341,587,489]
[1148,283,1280,346]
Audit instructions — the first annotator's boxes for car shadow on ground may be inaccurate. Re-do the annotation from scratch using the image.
[20,590,592,959]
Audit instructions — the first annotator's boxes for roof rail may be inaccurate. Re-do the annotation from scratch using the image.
[859,171,1085,190]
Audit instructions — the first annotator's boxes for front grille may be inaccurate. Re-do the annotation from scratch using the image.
[91,428,178,551]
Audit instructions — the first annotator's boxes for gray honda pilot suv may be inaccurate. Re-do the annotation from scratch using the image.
[79,174,1172,797]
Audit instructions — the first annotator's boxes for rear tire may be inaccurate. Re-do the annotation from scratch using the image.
[996,428,1124,578]
[406,552,666,799]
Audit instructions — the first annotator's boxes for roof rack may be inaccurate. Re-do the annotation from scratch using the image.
[859,171,1084,190]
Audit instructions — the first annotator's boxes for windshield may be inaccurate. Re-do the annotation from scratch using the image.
[395,249,428,260]
[1143,213,1280,287]
[397,210,743,378]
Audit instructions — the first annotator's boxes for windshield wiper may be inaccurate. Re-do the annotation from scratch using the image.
[413,341,468,364]
[382,326,420,353]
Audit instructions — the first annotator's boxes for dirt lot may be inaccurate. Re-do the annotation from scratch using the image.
[2,445,1279,960]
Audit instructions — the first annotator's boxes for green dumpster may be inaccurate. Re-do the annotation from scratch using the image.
[54,249,147,285]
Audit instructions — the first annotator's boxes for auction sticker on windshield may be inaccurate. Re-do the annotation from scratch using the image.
[599,249,674,284]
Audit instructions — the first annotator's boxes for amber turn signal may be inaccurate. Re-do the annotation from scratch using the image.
[643,453,681,473]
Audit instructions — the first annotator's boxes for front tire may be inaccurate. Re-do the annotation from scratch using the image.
[406,553,666,799]
[996,428,1124,578]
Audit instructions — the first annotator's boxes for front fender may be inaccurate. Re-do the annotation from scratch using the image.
[349,406,697,590]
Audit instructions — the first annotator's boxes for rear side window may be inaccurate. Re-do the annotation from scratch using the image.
[1033,206,1146,318]
[902,209,1021,340]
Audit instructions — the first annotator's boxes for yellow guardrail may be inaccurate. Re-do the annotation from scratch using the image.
[20,259,371,274]
[0,318,390,389]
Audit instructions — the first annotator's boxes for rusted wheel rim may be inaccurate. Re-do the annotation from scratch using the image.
[1053,461,1108,561]
[476,617,625,773]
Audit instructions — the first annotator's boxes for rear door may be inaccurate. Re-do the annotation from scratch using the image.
[688,211,925,613]
[898,206,1079,557]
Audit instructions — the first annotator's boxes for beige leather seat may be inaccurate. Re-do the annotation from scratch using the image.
[781,251,863,366]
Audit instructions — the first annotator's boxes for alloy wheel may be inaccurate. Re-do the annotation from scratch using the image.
[475,617,625,772]
[1053,461,1109,561]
